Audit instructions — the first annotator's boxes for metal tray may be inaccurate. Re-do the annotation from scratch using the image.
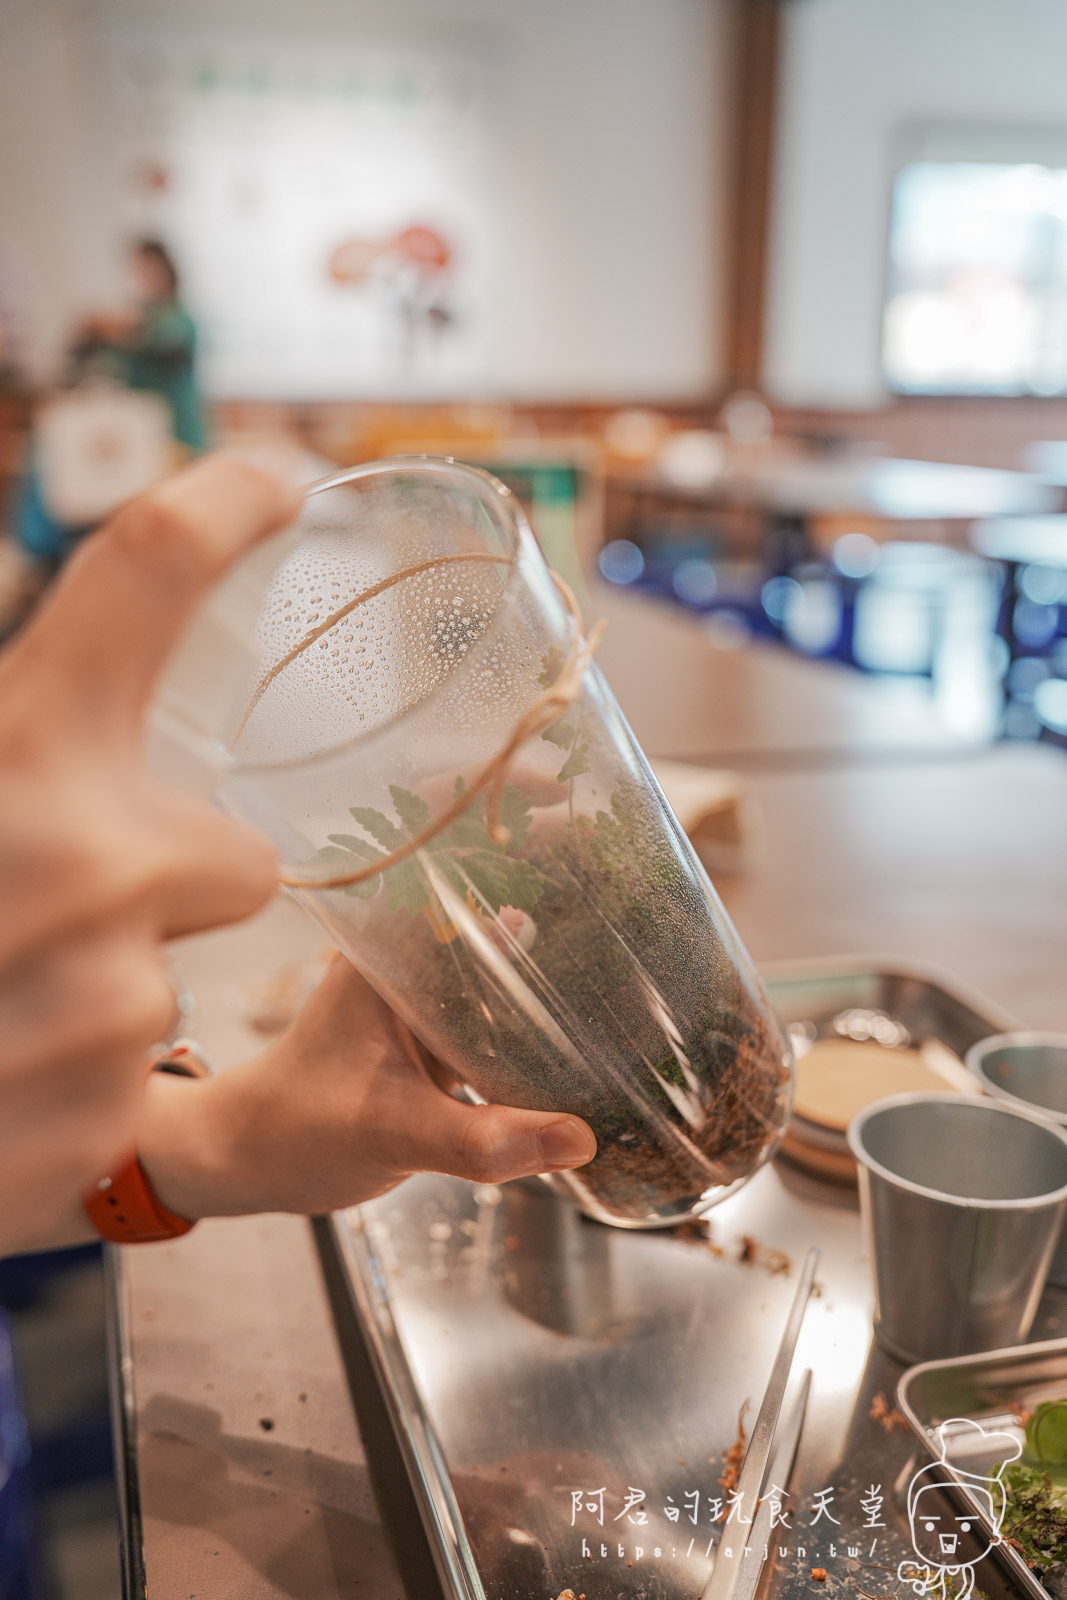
[897,1338,1067,1600]
[323,961,1024,1600]
[766,959,1017,1055]
[771,961,1016,1178]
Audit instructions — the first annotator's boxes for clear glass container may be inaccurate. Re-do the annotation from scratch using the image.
[218,458,793,1227]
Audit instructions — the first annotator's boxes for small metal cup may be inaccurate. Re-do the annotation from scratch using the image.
[967,1032,1067,1287]
[848,1092,1067,1364]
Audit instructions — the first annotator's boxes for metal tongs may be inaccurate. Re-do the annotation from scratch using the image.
[700,1246,820,1600]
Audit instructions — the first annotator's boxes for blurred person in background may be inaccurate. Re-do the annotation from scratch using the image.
[74,237,206,455]
[13,239,206,573]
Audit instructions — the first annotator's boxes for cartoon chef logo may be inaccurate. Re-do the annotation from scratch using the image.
[898,1419,1022,1600]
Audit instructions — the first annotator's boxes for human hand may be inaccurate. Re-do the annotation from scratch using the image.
[136,954,597,1219]
[0,456,301,1252]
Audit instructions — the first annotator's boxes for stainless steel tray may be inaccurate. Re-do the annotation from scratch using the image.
[766,959,1017,1054]
[325,962,1026,1600]
[897,1338,1067,1600]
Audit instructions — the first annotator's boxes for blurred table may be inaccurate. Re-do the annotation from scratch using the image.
[972,513,1067,568]
[970,515,1067,671]
[1024,440,1067,487]
[595,582,989,764]
[610,451,1061,521]
[118,686,1067,1597]
[729,741,1067,1033]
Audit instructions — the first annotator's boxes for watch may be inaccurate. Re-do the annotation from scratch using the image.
[82,1040,211,1245]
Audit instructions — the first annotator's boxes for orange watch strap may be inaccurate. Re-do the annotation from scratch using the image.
[84,1152,196,1244]
[83,1042,209,1244]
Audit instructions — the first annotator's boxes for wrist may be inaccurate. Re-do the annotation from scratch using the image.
[136,1070,253,1220]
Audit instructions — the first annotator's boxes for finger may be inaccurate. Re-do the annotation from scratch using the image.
[272,958,597,1184]
[0,933,174,1168]
[409,1095,597,1186]
[20,455,303,732]
[147,790,278,939]
[0,931,176,1066]
[0,774,276,967]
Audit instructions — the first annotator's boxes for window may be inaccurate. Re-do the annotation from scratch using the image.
[883,158,1067,395]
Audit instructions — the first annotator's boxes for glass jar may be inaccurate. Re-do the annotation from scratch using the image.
[218,458,793,1227]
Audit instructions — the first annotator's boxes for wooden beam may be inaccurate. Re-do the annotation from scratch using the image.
[724,0,783,388]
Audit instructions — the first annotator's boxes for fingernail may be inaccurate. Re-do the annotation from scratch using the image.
[538,1118,596,1171]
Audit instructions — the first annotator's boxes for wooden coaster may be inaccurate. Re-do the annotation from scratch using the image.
[793,1038,951,1132]
[778,1127,861,1185]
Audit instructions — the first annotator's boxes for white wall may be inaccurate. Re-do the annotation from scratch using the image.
[0,0,98,376]
[0,0,731,401]
[765,0,1067,409]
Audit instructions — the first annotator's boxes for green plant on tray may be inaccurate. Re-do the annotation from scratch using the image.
[999,1402,1067,1573]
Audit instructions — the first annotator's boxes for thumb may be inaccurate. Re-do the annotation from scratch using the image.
[18,454,303,734]
[411,1095,597,1187]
